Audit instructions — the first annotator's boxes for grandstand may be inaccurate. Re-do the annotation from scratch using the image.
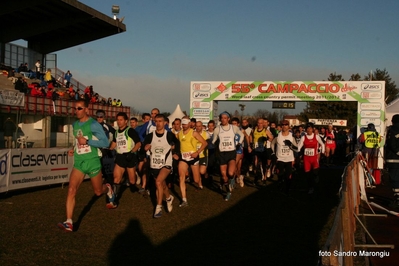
[0,0,127,148]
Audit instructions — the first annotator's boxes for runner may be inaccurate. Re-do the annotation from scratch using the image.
[95,109,116,186]
[297,123,325,194]
[206,120,217,186]
[195,121,210,188]
[212,112,244,201]
[58,100,112,232]
[324,124,336,165]
[231,117,249,187]
[177,116,207,207]
[271,120,296,194]
[107,112,141,209]
[143,114,180,218]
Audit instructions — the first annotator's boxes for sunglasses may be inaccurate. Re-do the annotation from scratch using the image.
[72,107,85,111]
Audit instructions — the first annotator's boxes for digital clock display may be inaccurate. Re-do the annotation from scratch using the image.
[272,102,295,109]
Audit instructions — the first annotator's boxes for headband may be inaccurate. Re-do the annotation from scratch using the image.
[182,118,191,124]
[220,112,230,118]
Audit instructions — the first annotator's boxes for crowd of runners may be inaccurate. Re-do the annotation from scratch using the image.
[58,101,358,231]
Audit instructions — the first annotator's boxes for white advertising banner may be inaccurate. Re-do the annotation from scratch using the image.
[0,150,10,193]
[0,90,25,107]
[309,119,347,127]
[8,148,73,191]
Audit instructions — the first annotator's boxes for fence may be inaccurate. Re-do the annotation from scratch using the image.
[319,152,394,265]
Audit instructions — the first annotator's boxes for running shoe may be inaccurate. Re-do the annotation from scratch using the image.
[106,183,115,203]
[225,192,231,201]
[239,175,244,187]
[179,201,188,207]
[57,221,73,232]
[154,207,162,218]
[229,178,235,192]
[166,195,174,212]
[138,187,145,194]
[106,202,118,209]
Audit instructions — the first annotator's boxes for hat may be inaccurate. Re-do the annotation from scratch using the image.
[392,114,399,124]
[182,118,190,125]
[281,120,289,125]
[367,123,376,131]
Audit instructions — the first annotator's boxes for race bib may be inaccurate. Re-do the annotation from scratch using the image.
[304,148,315,156]
[76,137,91,155]
[151,154,165,169]
[280,146,291,157]
[327,140,333,144]
[116,133,129,153]
[182,151,194,161]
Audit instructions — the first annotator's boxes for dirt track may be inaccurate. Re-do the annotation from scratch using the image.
[0,168,342,266]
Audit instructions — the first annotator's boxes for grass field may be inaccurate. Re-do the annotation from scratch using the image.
[0,168,342,266]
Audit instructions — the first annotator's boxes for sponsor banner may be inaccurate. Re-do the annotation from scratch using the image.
[361,83,382,91]
[8,148,73,191]
[195,117,211,124]
[192,91,211,99]
[360,103,381,110]
[360,118,381,126]
[360,111,380,118]
[0,150,10,193]
[309,119,347,127]
[193,108,211,116]
[361,92,382,99]
[192,83,211,91]
[192,101,211,108]
[0,90,25,107]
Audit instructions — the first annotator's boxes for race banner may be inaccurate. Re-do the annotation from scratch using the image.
[0,90,25,107]
[0,150,10,193]
[190,81,385,168]
[8,148,73,191]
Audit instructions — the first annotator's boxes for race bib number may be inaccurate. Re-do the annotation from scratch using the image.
[280,146,291,156]
[151,154,165,169]
[76,137,91,155]
[304,148,315,156]
[327,139,333,144]
[116,134,129,153]
[182,151,194,161]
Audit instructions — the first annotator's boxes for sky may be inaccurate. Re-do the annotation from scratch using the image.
[53,0,399,116]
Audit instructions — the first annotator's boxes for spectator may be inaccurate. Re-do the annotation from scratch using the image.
[107,97,112,106]
[64,70,72,88]
[14,77,24,92]
[116,99,122,107]
[45,69,52,83]
[112,99,117,106]
[35,60,41,79]
[4,117,16,149]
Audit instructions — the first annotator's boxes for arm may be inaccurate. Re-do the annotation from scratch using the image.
[128,128,142,153]
[233,125,244,145]
[88,121,110,148]
[212,127,220,144]
[193,131,207,158]
[167,132,181,160]
[142,133,153,152]
[316,135,325,154]
[271,137,277,153]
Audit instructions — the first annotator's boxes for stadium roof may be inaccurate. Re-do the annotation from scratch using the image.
[0,0,126,54]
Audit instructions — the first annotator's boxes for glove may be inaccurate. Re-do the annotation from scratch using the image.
[283,139,293,146]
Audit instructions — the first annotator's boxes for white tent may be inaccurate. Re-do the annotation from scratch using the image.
[386,98,399,126]
[168,104,185,124]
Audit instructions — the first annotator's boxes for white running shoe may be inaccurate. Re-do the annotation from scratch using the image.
[166,195,174,213]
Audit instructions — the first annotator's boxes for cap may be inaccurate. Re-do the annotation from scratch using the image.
[182,118,190,124]
[367,123,376,131]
